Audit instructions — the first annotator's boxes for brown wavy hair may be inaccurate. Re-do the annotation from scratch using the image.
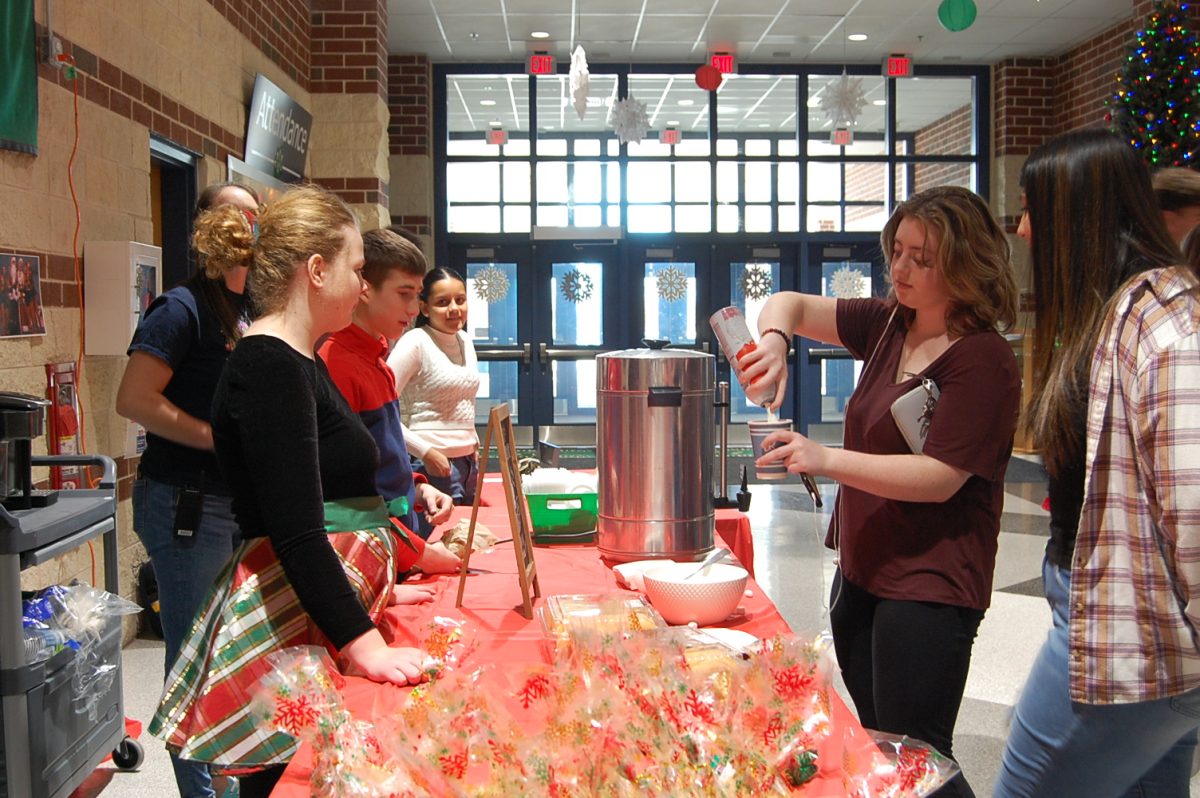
[1022,129,1180,474]
[185,182,260,347]
[880,185,1017,337]
[192,184,358,316]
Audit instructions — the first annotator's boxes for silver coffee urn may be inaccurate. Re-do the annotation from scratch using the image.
[595,340,715,562]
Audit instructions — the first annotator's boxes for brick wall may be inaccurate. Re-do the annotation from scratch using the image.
[205,0,311,90]
[913,104,973,191]
[310,0,388,100]
[993,58,1056,157]
[389,55,431,156]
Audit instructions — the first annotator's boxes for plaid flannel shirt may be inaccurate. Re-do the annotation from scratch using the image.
[1069,266,1200,704]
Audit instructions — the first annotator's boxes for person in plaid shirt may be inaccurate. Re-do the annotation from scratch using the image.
[996,130,1200,797]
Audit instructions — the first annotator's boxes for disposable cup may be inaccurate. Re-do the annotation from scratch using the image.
[748,419,792,480]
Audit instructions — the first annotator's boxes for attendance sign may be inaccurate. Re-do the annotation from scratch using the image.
[244,74,313,183]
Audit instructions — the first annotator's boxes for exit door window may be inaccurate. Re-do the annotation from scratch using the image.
[729,261,780,422]
[643,261,696,344]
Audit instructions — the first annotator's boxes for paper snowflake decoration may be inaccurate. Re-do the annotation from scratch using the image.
[655,266,689,302]
[610,97,650,145]
[740,265,773,301]
[830,266,867,299]
[570,46,590,121]
[820,71,869,128]
[473,265,510,304]
[560,268,593,303]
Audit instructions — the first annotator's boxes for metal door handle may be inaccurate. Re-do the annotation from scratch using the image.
[538,344,603,360]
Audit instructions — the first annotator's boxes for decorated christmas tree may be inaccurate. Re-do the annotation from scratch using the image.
[1110,1,1200,166]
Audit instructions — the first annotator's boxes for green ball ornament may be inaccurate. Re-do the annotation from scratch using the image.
[938,0,977,32]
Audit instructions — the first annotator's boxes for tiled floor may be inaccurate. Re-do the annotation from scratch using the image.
[91,456,1200,797]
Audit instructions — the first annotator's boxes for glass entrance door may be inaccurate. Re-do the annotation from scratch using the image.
[798,241,885,444]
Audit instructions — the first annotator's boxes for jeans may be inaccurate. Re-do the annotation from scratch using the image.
[133,475,242,798]
[829,571,984,798]
[414,453,478,537]
[994,556,1200,798]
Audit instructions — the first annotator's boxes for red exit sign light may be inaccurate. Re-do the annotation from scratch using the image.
[884,53,913,78]
[486,128,508,146]
[526,52,557,75]
[831,127,853,146]
[659,128,681,145]
[709,52,736,74]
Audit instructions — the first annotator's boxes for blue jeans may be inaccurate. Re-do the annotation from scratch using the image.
[133,475,241,798]
[414,452,478,537]
[995,556,1200,798]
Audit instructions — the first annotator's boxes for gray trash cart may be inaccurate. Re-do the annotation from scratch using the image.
[0,455,142,798]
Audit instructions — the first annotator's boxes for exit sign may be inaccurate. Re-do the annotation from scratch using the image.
[486,128,508,146]
[659,128,681,145]
[526,52,557,75]
[884,53,913,78]
[709,52,736,74]
[830,127,853,146]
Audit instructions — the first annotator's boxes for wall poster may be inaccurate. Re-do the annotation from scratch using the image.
[0,252,45,337]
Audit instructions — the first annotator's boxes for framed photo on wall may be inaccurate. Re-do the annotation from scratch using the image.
[0,252,45,338]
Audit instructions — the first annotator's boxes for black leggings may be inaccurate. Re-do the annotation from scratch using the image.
[236,764,287,798]
[829,571,984,798]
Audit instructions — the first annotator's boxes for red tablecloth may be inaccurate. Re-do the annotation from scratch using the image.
[270,503,876,797]
[475,473,755,577]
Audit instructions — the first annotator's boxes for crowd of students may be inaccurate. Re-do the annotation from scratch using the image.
[117,131,1200,798]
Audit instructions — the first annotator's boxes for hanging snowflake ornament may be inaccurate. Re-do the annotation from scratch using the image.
[820,71,869,129]
[656,266,689,302]
[570,45,590,121]
[560,268,593,303]
[473,265,510,304]
[739,265,773,301]
[830,265,867,299]
[610,96,651,145]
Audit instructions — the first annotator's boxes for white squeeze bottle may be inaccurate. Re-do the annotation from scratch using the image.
[709,306,775,406]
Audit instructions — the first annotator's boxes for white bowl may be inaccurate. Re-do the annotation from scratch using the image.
[642,562,749,626]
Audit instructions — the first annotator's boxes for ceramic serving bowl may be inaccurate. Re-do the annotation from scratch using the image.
[642,562,749,626]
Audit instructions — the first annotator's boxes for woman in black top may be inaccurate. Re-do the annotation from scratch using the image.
[150,185,443,798]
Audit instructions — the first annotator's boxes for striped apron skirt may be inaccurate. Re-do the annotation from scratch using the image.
[148,496,413,766]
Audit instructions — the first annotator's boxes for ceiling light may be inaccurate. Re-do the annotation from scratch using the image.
[489,120,502,126]
[480,99,497,106]
[758,123,770,128]
[847,33,868,42]
[469,32,480,40]
[531,31,550,39]
[667,120,680,126]
[677,99,695,106]
[872,99,886,106]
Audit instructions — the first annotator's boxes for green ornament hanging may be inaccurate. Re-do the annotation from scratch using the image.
[937,0,977,32]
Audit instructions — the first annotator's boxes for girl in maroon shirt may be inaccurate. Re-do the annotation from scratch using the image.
[741,185,1020,798]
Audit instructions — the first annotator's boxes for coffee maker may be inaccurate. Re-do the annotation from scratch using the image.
[0,392,57,510]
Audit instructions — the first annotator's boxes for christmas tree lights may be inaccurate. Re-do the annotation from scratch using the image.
[1110,1,1200,166]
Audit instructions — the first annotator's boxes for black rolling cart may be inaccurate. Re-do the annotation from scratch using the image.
[0,453,142,797]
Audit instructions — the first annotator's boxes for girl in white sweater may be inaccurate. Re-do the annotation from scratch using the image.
[387,268,480,535]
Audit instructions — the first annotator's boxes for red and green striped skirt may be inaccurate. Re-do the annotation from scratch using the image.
[149,497,398,766]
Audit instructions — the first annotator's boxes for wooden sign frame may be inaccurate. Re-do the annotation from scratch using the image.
[455,404,541,618]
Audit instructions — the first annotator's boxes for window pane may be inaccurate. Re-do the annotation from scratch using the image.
[503,162,530,203]
[846,162,886,204]
[807,134,886,156]
[643,261,696,343]
[475,362,519,424]
[552,261,604,345]
[717,162,739,203]
[628,138,670,157]
[606,163,621,203]
[503,205,531,232]
[716,138,739,156]
[896,161,975,200]
[718,74,798,138]
[504,136,530,157]
[574,205,602,226]
[447,137,500,156]
[574,139,600,156]
[448,205,500,233]
[540,138,568,156]
[627,205,672,233]
[537,162,568,202]
[448,162,500,203]
[745,205,772,232]
[606,206,621,227]
[778,139,799,157]
[729,260,781,421]
[675,137,711,157]
[675,162,710,203]
[778,162,799,203]
[896,76,975,156]
[745,162,772,203]
[537,73,620,134]
[537,205,569,226]
[806,72,884,145]
[745,139,772,156]
[846,206,887,231]
[627,162,672,202]
[629,73,710,149]
[447,74,529,140]
[467,261,518,344]
[779,204,800,232]
[807,162,842,202]
[807,205,841,233]
[552,360,597,423]
[717,204,740,233]
[573,162,602,202]
[675,205,710,233]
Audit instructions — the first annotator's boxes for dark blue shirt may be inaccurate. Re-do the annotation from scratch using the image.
[127,282,248,493]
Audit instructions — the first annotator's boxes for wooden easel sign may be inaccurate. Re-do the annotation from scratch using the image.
[455,404,540,618]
